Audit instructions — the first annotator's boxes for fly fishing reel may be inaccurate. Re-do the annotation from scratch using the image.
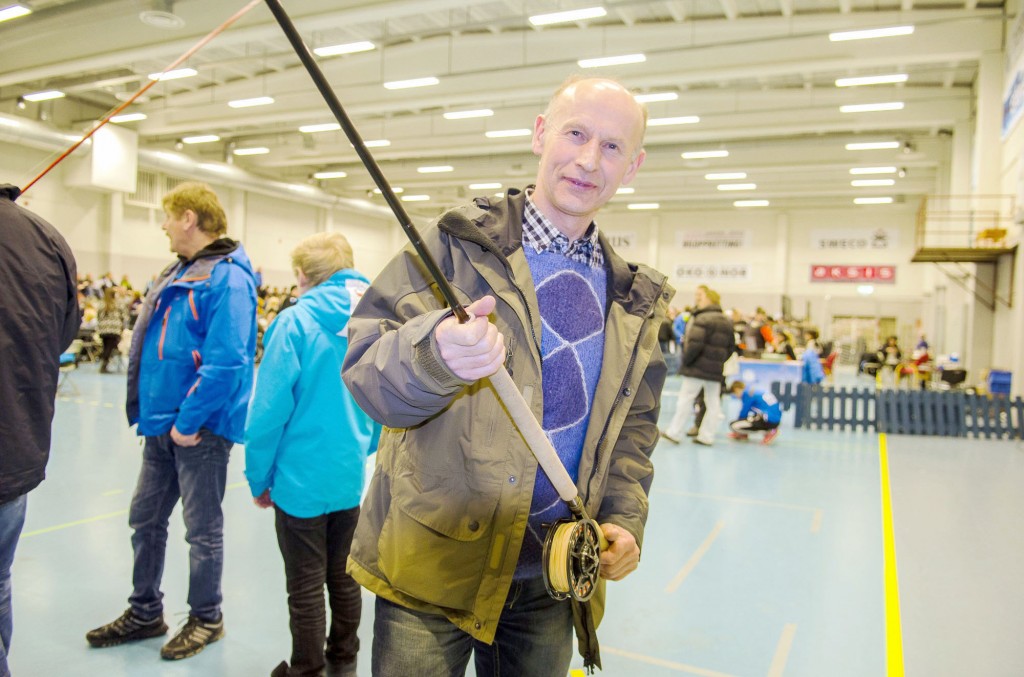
[542,516,603,602]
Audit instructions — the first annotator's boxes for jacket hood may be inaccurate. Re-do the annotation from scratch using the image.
[187,237,243,262]
[294,268,369,335]
[0,184,21,201]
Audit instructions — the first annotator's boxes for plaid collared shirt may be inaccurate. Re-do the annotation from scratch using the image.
[522,192,604,269]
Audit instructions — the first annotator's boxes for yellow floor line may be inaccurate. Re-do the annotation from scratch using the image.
[665,520,724,594]
[20,509,128,538]
[879,433,905,676]
[767,623,797,677]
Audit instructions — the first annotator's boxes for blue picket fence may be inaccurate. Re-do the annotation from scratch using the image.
[768,382,1024,439]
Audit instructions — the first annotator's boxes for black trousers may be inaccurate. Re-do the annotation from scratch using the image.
[274,505,361,676]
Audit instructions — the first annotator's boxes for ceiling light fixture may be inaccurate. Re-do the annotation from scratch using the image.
[23,90,65,102]
[383,77,439,90]
[829,25,914,42]
[578,53,646,68]
[373,187,403,194]
[401,194,430,202]
[148,67,197,81]
[313,170,347,179]
[854,196,894,204]
[648,116,700,126]
[485,129,532,138]
[627,203,659,210]
[851,179,896,187]
[139,0,185,29]
[835,74,908,87]
[529,7,607,26]
[734,200,770,207]
[469,182,502,190]
[228,96,274,108]
[444,109,494,120]
[845,141,900,150]
[850,166,897,174]
[682,150,729,159]
[364,139,391,147]
[182,134,220,144]
[0,4,31,23]
[233,147,270,156]
[110,113,148,123]
[840,102,904,113]
[706,172,747,180]
[313,41,376,57]
[717,183,757,191]
[615,187,635,194]
[417,165,454,173]
[634,92,678,103]
[299,122,341,133]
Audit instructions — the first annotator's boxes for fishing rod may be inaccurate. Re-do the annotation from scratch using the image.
[262,0,606,602]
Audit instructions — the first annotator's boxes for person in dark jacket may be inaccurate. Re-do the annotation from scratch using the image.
[0,184,79,675]
[661,285,736,446]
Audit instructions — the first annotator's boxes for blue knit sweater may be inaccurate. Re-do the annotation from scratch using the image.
[515,247,606,578]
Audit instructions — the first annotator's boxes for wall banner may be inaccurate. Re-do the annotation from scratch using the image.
[810,264,896,283]
[604,232,636,250]
[678,229,750,250]
[676,263,751,281]
[811,228,898,250]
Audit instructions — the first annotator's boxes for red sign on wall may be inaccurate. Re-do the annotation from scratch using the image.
[810,265,896,283]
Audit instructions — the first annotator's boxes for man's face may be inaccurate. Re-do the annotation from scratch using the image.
[161,208,192,257]
[531,80,646,240]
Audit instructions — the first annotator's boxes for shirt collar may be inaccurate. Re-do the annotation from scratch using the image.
[522,190,604,268]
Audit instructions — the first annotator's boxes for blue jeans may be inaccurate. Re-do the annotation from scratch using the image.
[372,577,573,677]
[128,431,231,622]
[0,494,28,677]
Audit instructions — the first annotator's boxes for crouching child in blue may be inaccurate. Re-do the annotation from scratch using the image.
[728,381,782,444]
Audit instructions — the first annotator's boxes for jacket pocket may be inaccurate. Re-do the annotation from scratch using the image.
[377,465,499,611]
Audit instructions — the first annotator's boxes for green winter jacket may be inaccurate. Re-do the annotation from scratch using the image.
[341,187,672,649]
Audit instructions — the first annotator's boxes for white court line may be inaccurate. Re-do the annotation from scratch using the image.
[665,520,725,594]
[767,623,798,677]
[603,645,738,677]
[658,488,823,533]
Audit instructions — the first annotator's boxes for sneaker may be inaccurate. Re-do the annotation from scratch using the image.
[659,430,680,444]
[762,428,780,445]
[685,426,699,437]
[86,609,168,648]
[160,614,224,660]
[727,432,749,441]
[692,438,712,447]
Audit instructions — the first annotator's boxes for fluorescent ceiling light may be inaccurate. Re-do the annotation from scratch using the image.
[840,102,904,113]
[578,53,646,69]
[364,139,391,147]
[829,25,914,42]
[717,183,757,191]
[444,109,494,120]
[615,187,635,194]
[417,165,454,174]
[734,200,770,207]
[846,141,900,150]
[0,117,21,128]
[634,92,678,103]
[529,7,607,25]
[182,134,220,144]
[857,285,875,295]
[835,74,908,87]
[383,77,439,90]
[850,166,897,174]
[852,179,896,187]
[628,203,659,210]
[299,122,341,133]
[110,113,147,123]
[706,172,747,180]
[0,4,31,23]
[682,150,729,159]
[373,187,403,194]
[197,162,233,173]
[313,41,376,57]
[854,196,894,204]
[233,147,269,156]
[313,170,347,179]
[469,183,502,190]
[148,68,197,81]
[23,90,65,102]
[485,129,532,138]
[228,96,274,108]
[648,116,699,126]
[401,194,430,202]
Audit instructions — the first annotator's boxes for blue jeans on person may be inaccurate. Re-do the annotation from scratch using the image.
[0,494,28,677]
[128,431,231,622]
[372,576,573,677]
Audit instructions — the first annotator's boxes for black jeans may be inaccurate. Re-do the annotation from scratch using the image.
[274,505,361,676]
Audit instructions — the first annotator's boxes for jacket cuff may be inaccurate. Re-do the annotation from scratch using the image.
[413,312,470,390]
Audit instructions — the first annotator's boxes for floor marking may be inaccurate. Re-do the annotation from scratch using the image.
[568,670,587,677]
[602,645,738,677]
[879,433,905,676]
[658,489,823,533]
[665,520,724,594]
[101,489,124,496]
[20,509,128,538]
[226,481,247,490]
[767,623,797,677]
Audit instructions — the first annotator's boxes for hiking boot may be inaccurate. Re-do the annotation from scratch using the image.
[762,428,780,445]
[86,609,168,647]
[685,426,699,437]
[160,614,224,660]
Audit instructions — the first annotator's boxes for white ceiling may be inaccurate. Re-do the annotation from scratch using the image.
[0,0,1010,216]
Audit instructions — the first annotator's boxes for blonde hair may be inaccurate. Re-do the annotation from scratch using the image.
[291,232,354,288]
[162,182,228,236]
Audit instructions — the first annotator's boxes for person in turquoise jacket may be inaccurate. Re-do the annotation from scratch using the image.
[244,231,379,677]
[801,328,825,385]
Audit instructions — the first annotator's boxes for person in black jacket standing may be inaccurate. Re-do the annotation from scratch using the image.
[661,285,735,446]
[0,184,79,675]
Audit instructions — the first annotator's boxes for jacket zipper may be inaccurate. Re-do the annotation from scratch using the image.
[157,307,171,361]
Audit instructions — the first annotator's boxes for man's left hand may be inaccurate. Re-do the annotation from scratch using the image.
[171,425,202,447]
[599,523,640,581]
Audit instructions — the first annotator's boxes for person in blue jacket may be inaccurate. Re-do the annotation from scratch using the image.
[801,328,825,385]
[727,381,782,444]
[87,182,257,661]
[244,232,379,677]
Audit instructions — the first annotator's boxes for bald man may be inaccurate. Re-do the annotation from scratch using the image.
[342,77,673,676]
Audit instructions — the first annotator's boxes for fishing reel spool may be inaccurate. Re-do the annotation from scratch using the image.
[542,516,603,602]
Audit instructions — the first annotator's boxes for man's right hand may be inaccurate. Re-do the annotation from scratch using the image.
[434,295,505,381]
